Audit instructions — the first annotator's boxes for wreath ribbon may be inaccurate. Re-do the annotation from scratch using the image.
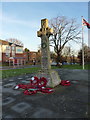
[14,77,71,95]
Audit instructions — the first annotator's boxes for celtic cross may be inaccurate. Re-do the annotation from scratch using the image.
[37,19,53,70]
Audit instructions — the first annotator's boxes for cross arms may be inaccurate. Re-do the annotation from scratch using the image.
[37,27,53,37]
[37,18,53,37]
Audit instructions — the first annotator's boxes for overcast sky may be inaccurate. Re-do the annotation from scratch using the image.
[0,1,89,52]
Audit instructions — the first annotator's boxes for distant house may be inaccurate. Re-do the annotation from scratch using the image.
[0,39,9,62]
[29,51,37,62]
[0,39,25,66]
[0,39,41,65]
[30,51,41,64]
[23,51,41,64]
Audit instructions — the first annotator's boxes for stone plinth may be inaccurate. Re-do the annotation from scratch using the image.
[36,69,61,88]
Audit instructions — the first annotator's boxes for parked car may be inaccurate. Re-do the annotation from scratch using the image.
[51,62,57,66]
[51,62,62,66]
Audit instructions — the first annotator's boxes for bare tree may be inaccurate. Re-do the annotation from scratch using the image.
[78,45,90,65]
[6,38,23,46]
[49,16,81,66]
[61,46,71,57]
[61,46,71,63]
[24,48,30,63]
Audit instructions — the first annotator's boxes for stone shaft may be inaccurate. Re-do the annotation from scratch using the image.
[41,35,51,70]
[37,19,53,70]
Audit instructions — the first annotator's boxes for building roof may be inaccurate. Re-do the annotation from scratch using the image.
[0,39,23,47]
[9,57,25,59]
[0,39,9,45]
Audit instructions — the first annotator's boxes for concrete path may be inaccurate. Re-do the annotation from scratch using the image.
[1,69,89,118]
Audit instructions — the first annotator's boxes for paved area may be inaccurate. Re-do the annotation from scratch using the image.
[1,69,89,118]
[0,65,40,70]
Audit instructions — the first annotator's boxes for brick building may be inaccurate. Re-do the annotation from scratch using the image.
[30,51,37,62]
[0,39,25,65]
[23,51,41,64]
[0,39,9,62]
[0,39,41,65]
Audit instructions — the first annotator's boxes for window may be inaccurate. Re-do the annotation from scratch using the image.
[33,53,36,55]
[12,46,15,51]
[6,46,10,50]
[12,51,15,57]
[6,53,10,57]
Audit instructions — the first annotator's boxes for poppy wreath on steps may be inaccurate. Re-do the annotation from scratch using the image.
[37,77,47,87]
[60,80,71,86]
[14,84,32,89]
[30,76,39,86]
[23,89,37,95]
[14,77,48,90]
[14,84,27,89]
[14,76,56,95]
[41,87,54,93]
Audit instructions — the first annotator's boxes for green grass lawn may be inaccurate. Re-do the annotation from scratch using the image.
[1,64,89,79]
[52,64,90,69]
[1,67,40,79]
[60,64,90,69]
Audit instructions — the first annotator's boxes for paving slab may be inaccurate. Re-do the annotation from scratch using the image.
[2,87,22,96]
[21,80,31,84]
[30,108,54,118]
[57,69,88,81]
[2,69,89,118]
[3,82,16,88]
[11,102,32,113]
[2,97,15,106]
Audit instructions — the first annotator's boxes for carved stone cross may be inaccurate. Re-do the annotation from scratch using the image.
[37,19,53,71]
[37,18,61,87]
[37,18,53,37]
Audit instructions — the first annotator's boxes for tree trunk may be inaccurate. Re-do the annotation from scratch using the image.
[56,53,60,66]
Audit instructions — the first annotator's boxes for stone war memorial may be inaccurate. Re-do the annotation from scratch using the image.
[37,18,61,87]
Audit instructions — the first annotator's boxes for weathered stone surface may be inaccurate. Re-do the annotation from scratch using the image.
[71,80,78,84]
[0,81,2,86]
[11,102,31,113]
[4,115,16,118]
[9,79,14,82]
[17,77,23,80]
[25,94,43,101]
[37,18,61,87]
[26,78,31,81]
[21,80,30,84]
[2,97,15,106]
[31,108,54,118]
[0,99,2,107]
[2,87,21,95]
[2,69,88,118]
[25,75,29,78]
[3,82,16,88]
[0,85,2,93]
[36,69,61,87]
[0,93,2,99]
